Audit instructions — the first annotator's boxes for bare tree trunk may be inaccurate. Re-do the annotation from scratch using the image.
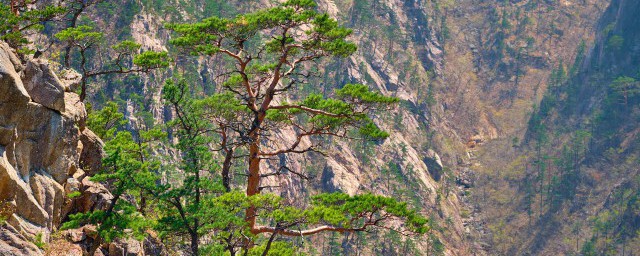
[261,229,279,256]
[80,50,87,101]
[64,8,83,68]
[222,148,234,192]
[225,235,235,256]
[193,156,200,254]
[190,231,199,256]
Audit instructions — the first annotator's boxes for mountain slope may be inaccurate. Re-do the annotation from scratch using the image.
[471,0,640,254]
[4,0,640,255]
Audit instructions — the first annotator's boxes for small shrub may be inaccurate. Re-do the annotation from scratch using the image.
[460,209,471,218]
[0,201,14,225]
[607,35,624,51]
[67,191,82,199]
[34,233,46,249]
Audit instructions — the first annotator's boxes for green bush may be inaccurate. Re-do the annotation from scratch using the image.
[607,35,624,51]
[67,191,82,199]
[33,233,46,249]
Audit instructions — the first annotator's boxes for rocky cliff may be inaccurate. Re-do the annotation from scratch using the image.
[4,0,639,255]
[469,0,640,254]
[0,41,116,255]
[50,0,618,254]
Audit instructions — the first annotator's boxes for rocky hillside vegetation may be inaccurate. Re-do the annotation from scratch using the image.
[471,0,640,254]
[1,0,639,255]
[0,41,141,255]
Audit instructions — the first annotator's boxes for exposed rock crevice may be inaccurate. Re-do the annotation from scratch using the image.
[0,41,105,256]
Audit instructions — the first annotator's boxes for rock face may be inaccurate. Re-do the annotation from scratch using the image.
[0,224,42,256]
[108,238,144,256]
[79,129,104,176]
[424,149,444,181]
[0,41,103,255]
[58,68,82,93]
[76,176,113,213]
[22,59,66,112]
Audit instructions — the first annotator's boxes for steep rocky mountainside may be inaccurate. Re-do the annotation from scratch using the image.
[0,40,87,255]
[0,41,166,256]
[3,0,639,255]
[70,0,477,254]
[470,0,640,254]
[0,40,88,254]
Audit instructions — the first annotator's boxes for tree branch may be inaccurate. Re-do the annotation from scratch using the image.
[269,105,350,118]
[252,224,367,236]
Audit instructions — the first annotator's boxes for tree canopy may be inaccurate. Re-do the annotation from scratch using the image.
[55,25,170,101]
[610,76,639,105]
[63,1,427,255]
[0,0,65,51]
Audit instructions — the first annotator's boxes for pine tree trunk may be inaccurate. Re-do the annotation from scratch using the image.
[192,156,200,255]
[246,140,261,230]
[190,232,199,256]
[222,148,233,192]
[64,8,83,68]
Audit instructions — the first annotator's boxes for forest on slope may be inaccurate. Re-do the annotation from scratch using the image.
[474,0,640,254]
[0,0,638,255]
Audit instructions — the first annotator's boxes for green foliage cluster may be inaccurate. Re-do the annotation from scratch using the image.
[56,1,429,255]
[588,74,640,146]
[167,1,356,58]
[67,191,82,199]
[275,83,398,140]
[0,1,65,50]
[64,109,165,242]
[87,102,127,140]
[581,176,640,255]
[607,35,624,51]
[549,61,567,87]
[55,24,170,101]
[55,25,103,45]
[33,233,46,249]
[609,76,639,105]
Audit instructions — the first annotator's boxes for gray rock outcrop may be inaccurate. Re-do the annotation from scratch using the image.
[79,129,105,176]
[22,59,66,112]
[0,41,105,256]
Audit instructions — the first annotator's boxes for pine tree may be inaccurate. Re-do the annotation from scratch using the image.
[166,0,428,254]
[0,1,65,51]
[63,105,165,243]
[610,76,639,106]
[55,26,170,101]
[63,2,428,255]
